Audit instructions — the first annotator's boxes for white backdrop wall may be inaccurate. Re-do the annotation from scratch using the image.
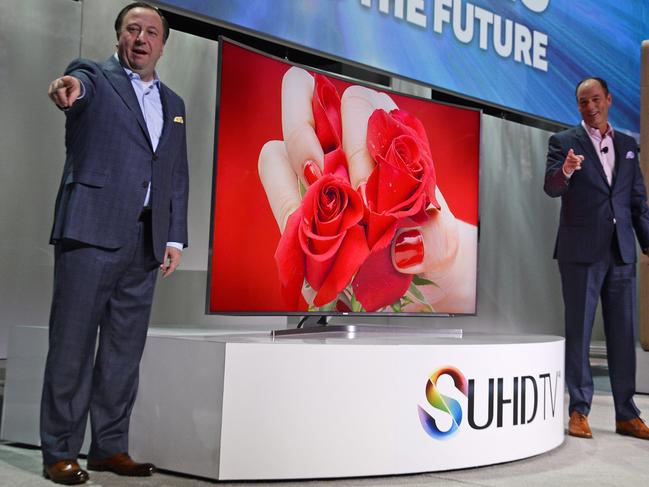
[0,0,578,359]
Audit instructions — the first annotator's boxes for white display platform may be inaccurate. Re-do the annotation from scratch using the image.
[2,325,565,480]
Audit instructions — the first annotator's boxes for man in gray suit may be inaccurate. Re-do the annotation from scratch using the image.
[42,2,188,484]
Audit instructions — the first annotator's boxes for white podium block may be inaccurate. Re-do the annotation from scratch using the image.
[3,326,565,480]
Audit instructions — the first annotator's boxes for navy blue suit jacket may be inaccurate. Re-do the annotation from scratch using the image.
[50,56,189,263]
[544,124,649,264]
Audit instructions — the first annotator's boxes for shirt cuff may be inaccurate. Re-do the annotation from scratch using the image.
[77,80,86,99]
[562,166,574,179]
[166,242,184,251]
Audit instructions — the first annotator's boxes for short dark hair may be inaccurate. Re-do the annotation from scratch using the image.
[114,2,169,43]
[575,77,609,99]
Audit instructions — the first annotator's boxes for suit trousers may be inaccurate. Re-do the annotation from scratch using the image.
[558,240,640,421]
[40,212,158,464]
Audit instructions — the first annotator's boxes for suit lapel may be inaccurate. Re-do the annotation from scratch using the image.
[575,125,609,188]
[102,56,153,151]
[611,134,628,190]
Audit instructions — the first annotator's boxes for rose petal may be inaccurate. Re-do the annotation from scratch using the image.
[304,175,364,238]
[366,110,404,160]
[366,209,398,251]
[313,74,342,154]
[389,135,423,177]
[390,109,431,155]
[313,225,370,306]
[324,147,349,178]
[352,244,412,312]
[305,242,339,291]
[373,155,421,213]
[302,230,344,260]
[275,207,306,309]
[315,186,345,235]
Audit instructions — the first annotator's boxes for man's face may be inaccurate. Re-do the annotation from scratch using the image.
[577,79,612,133]
[117,7,164,81]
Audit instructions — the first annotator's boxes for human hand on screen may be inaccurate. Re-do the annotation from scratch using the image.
[48,76,81,109]
[258,67,476,313]
[339,82,476,313]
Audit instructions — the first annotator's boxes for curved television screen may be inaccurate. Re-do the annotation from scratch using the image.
[208,39,480,316]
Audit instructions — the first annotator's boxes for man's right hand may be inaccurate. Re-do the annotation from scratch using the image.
[48,75,81,109]
[562,148,585,177]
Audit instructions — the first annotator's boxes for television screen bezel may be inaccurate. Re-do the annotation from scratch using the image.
[206,37,482,318]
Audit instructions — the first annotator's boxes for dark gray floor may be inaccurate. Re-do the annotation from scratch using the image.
[2,360,649,486]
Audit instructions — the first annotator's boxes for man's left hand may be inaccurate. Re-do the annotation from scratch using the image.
[160,246,182,277]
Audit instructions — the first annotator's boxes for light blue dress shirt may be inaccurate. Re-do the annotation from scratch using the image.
[120,59,182,252]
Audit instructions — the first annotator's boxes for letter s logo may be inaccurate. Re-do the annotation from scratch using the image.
[418,366,468,439]
[521,0,550,13]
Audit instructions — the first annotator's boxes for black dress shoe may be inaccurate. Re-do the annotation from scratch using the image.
[87,452,155,476]
[43,459,89,485]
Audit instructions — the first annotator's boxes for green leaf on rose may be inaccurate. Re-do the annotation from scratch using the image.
[412,275,438,287]
[408,282,426,303]
[317,300,338,312]
[351,294,364,312]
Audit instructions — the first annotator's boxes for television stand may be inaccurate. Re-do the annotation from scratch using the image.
[271,316,463,339]
[271,314,360,338]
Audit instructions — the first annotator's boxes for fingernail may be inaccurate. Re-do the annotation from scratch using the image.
[303,160,322,186]
[358,181,368,206]
[394,229,424,269]
[425,202,440,217]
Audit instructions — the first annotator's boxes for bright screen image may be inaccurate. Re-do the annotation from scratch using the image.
[208,40,480,315]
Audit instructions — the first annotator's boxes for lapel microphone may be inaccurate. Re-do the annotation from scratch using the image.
[601,146,609,154]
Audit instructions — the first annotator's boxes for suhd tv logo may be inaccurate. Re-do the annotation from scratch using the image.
[418,366,561,440]
[417,366,467,439]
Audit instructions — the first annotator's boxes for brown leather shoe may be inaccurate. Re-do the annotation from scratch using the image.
[568,411,593,438]
[87,452,155,476]
[616,417,649,440]
[43,459,89,485]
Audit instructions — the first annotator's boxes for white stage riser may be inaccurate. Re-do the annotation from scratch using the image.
[132,336,565,480]
[3,327,565,480]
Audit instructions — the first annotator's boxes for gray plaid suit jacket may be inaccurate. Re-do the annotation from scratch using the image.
[50,55,189,262]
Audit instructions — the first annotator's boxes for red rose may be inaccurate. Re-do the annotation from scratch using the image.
[363,108,439,250]
[276,174,369,308]
[352,108,438,311]
[274,74,369,308]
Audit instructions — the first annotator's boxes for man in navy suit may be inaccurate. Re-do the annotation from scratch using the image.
[41,3,188,484]
[545,77,649,441]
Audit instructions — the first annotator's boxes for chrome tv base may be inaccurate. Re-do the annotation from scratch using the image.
[271,322,463,338]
